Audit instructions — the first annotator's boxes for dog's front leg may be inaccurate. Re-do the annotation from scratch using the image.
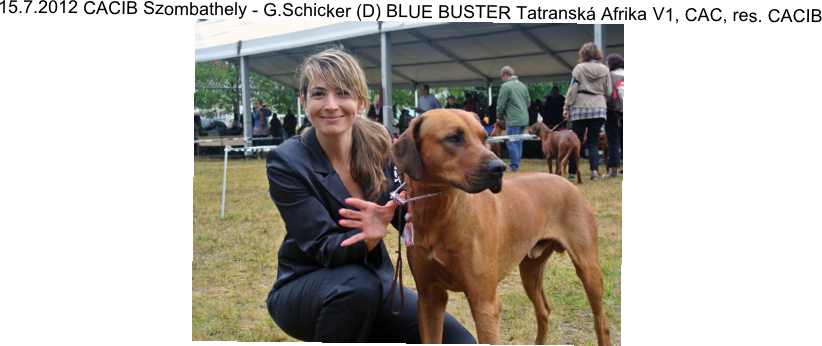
[417,281,449,343]
[466,292,502,345]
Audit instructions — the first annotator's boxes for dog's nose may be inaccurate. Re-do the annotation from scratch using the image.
[488,160,507,175]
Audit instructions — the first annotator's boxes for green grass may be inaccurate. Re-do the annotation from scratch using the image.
[193,155,621,344]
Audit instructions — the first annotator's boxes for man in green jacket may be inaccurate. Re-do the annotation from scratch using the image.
[497,66,531,172]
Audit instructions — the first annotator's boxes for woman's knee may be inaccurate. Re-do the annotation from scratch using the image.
[325,265,383,308]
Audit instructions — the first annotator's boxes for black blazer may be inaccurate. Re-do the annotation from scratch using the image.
[266,126,403,299]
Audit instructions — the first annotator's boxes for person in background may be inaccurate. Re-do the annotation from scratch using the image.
[414,83,441,116]
[269,110,282,141]
[252,99,269,148]
[543,85,566,130]
[497,66,531,172]
[486,96,498,126]
[282,109,297,140]
[603,53,624,179]
[463,93,477,114]
[444,95,460,109]
[397,109,412,135]
[563,42,611,181]
[528,100,539,126]
[367,94,383,124]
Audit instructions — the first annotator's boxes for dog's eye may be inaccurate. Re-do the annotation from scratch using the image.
[447,135,461,143]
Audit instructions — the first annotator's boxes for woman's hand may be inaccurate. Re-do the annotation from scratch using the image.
[339,191,406,251]
[563,109,570,120]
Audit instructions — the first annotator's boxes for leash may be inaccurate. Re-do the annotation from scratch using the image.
[390,182,447,205]
[386,179,446,316]
[548,119,569,132]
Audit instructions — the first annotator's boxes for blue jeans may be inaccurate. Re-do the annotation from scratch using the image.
[505,126,525,171]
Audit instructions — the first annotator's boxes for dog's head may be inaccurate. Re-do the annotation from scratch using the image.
[392,109,506,194]
[528,122,554,139]
[490,120,504,136]
[528,122,544,136]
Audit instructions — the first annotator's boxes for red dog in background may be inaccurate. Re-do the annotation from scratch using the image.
[529,122,582,184]
[487,119,505,159]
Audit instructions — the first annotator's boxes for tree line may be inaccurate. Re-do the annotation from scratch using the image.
[195,60,570,120]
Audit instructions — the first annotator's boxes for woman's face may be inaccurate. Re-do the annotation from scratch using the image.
[305,78,363,137]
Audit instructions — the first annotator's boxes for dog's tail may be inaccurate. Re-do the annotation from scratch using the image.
[574,146,582,184]
[573,144,582,184]
[560,146,572,177]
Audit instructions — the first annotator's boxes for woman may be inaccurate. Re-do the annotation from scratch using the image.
[563,42,612,181]
[444,95,460,109]
[252,99,269,147]
[603,53,624,179]
[367,94,383,123]
[265,48,475,343]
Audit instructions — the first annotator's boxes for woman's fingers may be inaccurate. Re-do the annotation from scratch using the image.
[344,197,372,210]
[340,232,365,247]
[381,191,406,210]
[338,208,363,220]
[338,219,363,229]
[339,190,407,247]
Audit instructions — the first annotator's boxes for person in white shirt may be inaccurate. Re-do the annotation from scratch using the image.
[414,84,441,116]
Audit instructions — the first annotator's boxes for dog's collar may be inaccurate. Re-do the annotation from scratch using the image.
[389,182,446,206]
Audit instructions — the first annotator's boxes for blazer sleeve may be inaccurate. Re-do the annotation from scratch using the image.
[267,148,382,269]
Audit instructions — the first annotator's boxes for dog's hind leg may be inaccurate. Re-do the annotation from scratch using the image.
[559,147,572,178]
[560,231,611,345]
[519,242,554,344]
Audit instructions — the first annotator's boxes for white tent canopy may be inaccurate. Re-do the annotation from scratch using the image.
[194,20,623,151]
[196,21,624,90]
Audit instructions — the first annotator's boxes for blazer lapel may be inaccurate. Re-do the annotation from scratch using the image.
[304,128,352,208]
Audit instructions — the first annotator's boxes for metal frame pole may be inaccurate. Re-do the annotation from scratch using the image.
[221,146,230,218]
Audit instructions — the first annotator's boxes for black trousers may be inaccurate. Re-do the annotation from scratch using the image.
[604,110,623,169]
[267,264,476,343]
[568,117,606,174]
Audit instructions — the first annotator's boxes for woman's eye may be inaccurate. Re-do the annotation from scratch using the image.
[311,92,324,97]
[338,90,350,96]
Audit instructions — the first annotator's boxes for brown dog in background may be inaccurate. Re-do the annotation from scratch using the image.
[598,131,608,170]
[530,122,582,184]
[392,109,611,345]
[487,119,505,158]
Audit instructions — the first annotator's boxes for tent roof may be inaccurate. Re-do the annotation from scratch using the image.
[195,21,624,90]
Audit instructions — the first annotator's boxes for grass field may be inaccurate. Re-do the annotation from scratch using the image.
[193,154,621,344]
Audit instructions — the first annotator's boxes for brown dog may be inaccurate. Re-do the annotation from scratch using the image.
[599,131,609,170]
[487,119,505,158]
[392,109,611,345]
[529,122,582,184]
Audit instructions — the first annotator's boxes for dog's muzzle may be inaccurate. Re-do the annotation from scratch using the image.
[486,160,506,194]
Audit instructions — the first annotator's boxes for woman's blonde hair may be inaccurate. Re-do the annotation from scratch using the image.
[298,47,390,202]
[578,42,603,63]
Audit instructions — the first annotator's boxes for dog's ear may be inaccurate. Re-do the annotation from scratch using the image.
[471,112,482,124]
[392,117,423,181]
